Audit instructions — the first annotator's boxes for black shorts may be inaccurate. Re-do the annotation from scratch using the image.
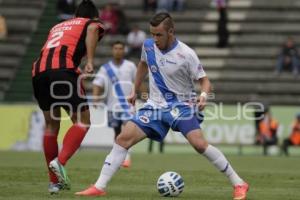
[32,70,88,112]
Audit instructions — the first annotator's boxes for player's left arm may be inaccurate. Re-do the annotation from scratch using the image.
[127,61,148,105]
[198,76,212,111]
[188,50,211,110]
[84,23,100,74]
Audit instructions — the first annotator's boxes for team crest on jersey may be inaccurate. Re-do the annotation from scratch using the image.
[170,107,180,118]
[144,110,153,117]
[139,115,150,123]
[150,65,158,73]
[159,58,165,66]
[197,64,204,72]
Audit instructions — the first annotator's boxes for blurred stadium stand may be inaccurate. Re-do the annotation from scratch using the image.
[0,0,46,101]
[2,0,300,104]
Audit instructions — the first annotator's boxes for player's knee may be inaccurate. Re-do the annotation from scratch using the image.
[193,140,208,154]
[82,117,91,126]
[74,109,91,126]
[45,123,60,134]
[115,132,133,149]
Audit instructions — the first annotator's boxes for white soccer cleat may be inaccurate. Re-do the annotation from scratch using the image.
[49,158,71,190]
[48,182,63,194]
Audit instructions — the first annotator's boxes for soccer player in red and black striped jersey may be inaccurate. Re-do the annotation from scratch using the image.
[31,0,105,194]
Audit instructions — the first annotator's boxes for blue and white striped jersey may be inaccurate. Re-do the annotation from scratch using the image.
[141,38,206,108]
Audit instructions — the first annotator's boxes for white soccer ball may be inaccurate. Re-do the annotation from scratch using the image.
[157,171,184,197]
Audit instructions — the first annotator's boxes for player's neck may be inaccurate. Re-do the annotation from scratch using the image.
[166,36,176,50]
[112,58,123,66]
[160,36,177,53]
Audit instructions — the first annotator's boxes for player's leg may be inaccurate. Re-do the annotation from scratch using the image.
[262,136,277,156]
[49,108,90,190]
[159,141,165,153]
[32,73,63,194]
[275,55,284,74]
[281,138,292,156]
[186,129,244,183]
[148,139,154,153]
[49,71,90,189]
[185,129,249,200]
[53,71,90,165]
[120,123,132,168]
[113,123,132,168]
[42,108,62,194]
[75,121,147,196]
[113,126,122,139]
[109,112,131,167]
[96,121,146,187]
[58,108,90,165]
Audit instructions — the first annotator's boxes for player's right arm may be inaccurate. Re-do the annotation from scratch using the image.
[128,60,148,105]
[84,23,100,74]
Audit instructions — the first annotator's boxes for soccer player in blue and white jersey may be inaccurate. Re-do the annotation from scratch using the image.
[76,12,249,200]
[93,41,136,167]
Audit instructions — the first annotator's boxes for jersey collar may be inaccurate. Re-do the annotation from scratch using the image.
[110,59,124,68]
[160,39,179,55]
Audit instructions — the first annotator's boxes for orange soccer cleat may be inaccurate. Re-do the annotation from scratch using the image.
[75,185,107,197]
[122,159,131,168]
[233,182,249,200]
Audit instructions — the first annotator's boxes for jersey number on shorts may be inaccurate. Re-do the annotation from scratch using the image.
[46,31,64,49]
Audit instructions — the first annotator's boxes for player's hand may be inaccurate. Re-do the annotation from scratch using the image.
[84,62,94,74]
[197,95,207,111]
[127,91,137,106]
[92,99,100,109]
[93,104,97,109]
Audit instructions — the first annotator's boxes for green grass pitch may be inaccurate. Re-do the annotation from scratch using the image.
[0,150,300,200]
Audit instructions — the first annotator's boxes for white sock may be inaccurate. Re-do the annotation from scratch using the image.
[202,145,244,186]
[95,143,128,190]
[125,148,131,161]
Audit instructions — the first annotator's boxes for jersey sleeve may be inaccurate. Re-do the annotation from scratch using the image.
[188,50,206,80]
[140,43,147,62]
[93,67,107,87]
[89,20,106,40]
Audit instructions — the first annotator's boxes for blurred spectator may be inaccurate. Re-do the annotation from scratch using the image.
[255,106,279,156]
[148,139,165,153]
[127,25,146,58]
[157,0,171,11]
[172,0,185,11]
[281,113,300,156]
[254,104,265,137]
[214,0,229,48]
[276,37,299,76]
[56,0,76,22]
[99,3,119,34]
[143,0,157,12]
[156,0,184,12]
[0,15,7,40]
[114,3,130,35]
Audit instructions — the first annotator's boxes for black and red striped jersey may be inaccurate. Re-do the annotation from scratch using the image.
[32,17,105,77]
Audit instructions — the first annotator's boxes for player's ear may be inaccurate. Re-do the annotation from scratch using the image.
[168,28,174,35]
